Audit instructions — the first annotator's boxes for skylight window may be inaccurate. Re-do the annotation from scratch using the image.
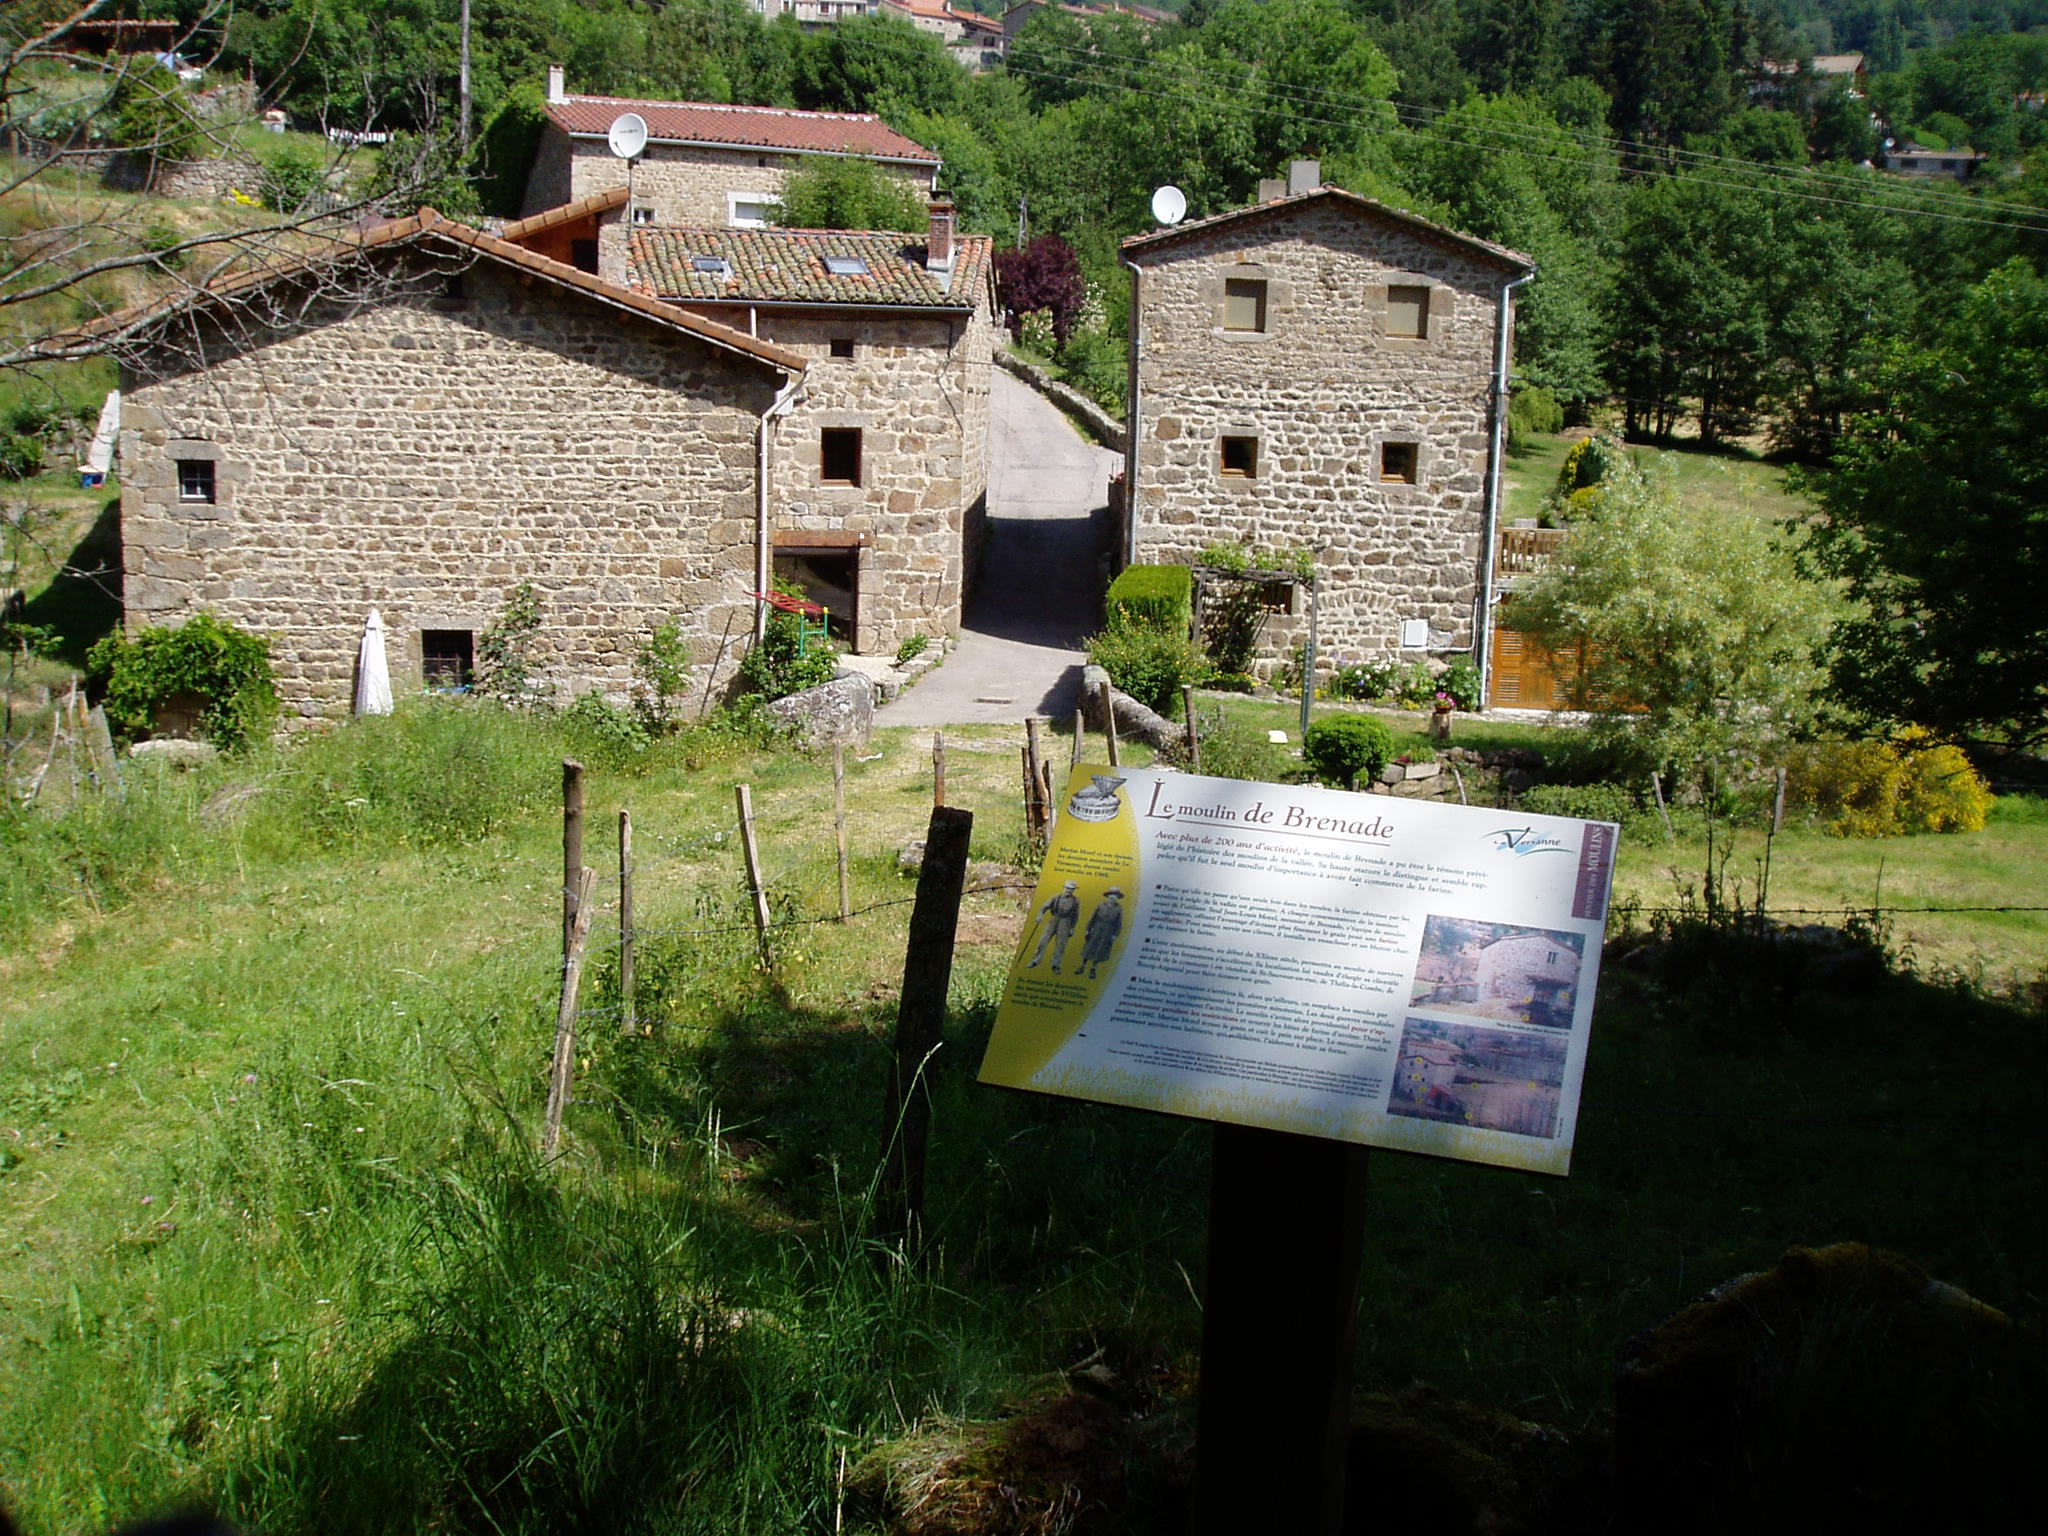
[691,256,731,276]
[822,255,869,276]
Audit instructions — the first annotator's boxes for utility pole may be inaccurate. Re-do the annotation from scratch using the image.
[458,0,473,151]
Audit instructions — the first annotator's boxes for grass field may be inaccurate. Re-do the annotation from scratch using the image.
[1,702,2041,1532]
[1502,431,1807,528]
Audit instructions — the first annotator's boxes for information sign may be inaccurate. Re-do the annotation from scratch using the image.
[980,765,1618,1174]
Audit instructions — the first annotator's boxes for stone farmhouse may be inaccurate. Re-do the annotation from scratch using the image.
[520,67,939,229]
[1120,169,1534,689]
[102,211,812,724]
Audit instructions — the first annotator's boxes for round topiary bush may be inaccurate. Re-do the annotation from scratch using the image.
[1303,713,1394,789]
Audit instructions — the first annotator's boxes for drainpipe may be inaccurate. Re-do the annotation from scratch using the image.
[1476,268,1534,710]
[1122,259,1143,570]
[756,372,805,642]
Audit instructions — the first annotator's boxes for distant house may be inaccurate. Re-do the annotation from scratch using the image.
[519,67,940,228]
[882,0,1009,64]
[1002,0,1172,39]
[99,211,811,724]
[1119,166,1534,683]
[1885,143,1988,180]
[1753,50,1868,103]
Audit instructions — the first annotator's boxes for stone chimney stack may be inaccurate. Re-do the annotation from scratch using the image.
[1257,178,1285,203]
[547,64,566,104]
[927,200,956,271]
[1287,159,1321,195]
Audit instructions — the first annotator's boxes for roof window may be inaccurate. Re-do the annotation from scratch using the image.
[822,255,869,276]
[691,256,731,276]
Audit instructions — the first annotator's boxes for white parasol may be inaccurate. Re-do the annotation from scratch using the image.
[354,608,393,716]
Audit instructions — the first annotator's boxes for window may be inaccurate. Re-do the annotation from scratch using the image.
[727,192,779,228]
[1219,435,1258,478]
[176,459,215,503]
[820,428,862,486]
[1261,582,1296,615]
[822,255,869,276]
[1380,442,1419,484]
[829,337,856,359]
[692,255,732,277]
[1387,284,1430,339]
[1223,277,1267,333]
[773,546,857,643]
[570,238,598,273]
[631,204,656,226]
[421,630,474,691]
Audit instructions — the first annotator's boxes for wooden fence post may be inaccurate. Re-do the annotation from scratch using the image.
[933,729,947,807]
[1024,716,1045,841]
[1650,772,1675,842]
[1772,766,1788,836]
[1070,706,1085,769]
[562,759,585,961]
[735,783,772,963]
[1097,680,1120,767]
[618,809,636,1036]
[833,743,852,923]
[877,804,974,1251]
[1182,684,1201,774]
[543,866,596,1156]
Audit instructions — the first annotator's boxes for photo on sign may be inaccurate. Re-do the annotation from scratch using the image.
[1387,1017,1568,1139]
[1408,915,1586,1030]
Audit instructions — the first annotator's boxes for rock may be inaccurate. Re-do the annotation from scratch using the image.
[898,840,926,874]
[762,671,874,750]
[129,738,219,768]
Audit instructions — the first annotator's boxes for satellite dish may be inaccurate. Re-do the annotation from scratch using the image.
[1150,184,1187,227]
[607,112,648,160]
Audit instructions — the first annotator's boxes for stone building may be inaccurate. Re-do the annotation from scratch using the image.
[614,205,997,654]
[519,68,939,228]
[106,210,809,724]
[1120,174,1533,682]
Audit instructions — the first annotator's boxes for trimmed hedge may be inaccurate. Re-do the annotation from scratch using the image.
[1105,564,1193,635]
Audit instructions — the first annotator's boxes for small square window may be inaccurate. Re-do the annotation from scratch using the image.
[631,204,657,226]
[820,427,862,486]
[830,337,856,359]
[1223,277,1267,333]
[1381,442,1419,484]
[1387,284,1430,339]
[1219,435,1258,478]
[570,238,599,273]
[176,459,215,503]
[1262,581,1296,614]
[421,629,474,691]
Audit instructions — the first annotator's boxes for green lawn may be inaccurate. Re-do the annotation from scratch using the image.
[1502,431,1806,527]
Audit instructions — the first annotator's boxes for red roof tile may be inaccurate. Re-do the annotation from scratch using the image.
[1123,185,1534,274]
[546,96,938,165]
[628,227,993,310]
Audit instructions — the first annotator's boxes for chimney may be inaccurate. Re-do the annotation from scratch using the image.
[547,64,566,104]
[1287,159,1321,195]
[1257,178,1285,203]
[927,200,956,271]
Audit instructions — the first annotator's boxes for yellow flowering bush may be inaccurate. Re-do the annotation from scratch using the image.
[1787,731,1993,836]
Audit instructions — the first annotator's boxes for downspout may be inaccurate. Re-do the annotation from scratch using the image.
[1121,259,1143,570]
[756,371,805,643]
[1476,268,1534,710]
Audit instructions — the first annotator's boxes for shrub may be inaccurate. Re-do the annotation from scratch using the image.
[1508,385,1564,450]
[1303,713,1394,789]
[0,433,41,480]
[1054,325,1126,415]
[995,235,1086,347]
[258,140,329,214]
[1438,655,1482,711]
[895,633,929,664]
[735,587,839,703]
[1204,670,1256,693]
[88,612,278,751]
[1181,707,1289,782]
[1392,660,1439,708]
[475,583,543,701]
[1789,734,1994,836]
[1105,564,1192,635]
[631,616,693,734]
[560,692,650,772]
[1331,656,1397,701]
[1519,781,1638,824]
[1085,622,1204,715]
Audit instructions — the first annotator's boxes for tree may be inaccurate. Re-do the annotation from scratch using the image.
[1798,259,2048,748]
[1513,455,1835,787]
[772,155,927,232]
[995,235,1086,346]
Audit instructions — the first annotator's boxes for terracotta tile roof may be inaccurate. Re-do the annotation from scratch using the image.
[51,209,807,377]
[496,184,628,242]
[628,227,993,309]
[546,95,938,165]
[1123,185,1535,274]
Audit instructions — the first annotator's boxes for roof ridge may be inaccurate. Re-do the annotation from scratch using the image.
[563,94,882,124]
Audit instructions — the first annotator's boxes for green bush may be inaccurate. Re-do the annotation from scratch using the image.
[1438,655,1482,711]
[1392,660,1439,708]
[631,616,694,734]
[0,433,41,480]
[1519,781,1637,824]
[475,583,542,701]
[1787,732,1994,836]
[1182,706,1289,782]
[1105,564,1193,635]
[258,141,329,214]
[560,692,650,772]
[735,587,839,703]
[1054,326,1127,416]
[1332,656,1398,701]
[87,612,279,751]
[895,633,929,664]
[1204,670,1257,693]
[1508,385,1564,450]
[1086,622,1204,715]
[1303,713,1394,789]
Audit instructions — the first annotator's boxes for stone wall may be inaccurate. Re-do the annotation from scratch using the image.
[523,126,935,224]
[119,261,785,724]
[1129,202,1511,667]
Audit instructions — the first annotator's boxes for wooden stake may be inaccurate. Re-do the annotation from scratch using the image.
[877,804,974,1251]
[618,809,636,1035]
[833,743,851,923]
[1070,706,1084,769]
[1772,765,1788,836]
[562,759,585,962]
[932,729,946,806]
[1650,771,1674,842]
[1040,759,1055,832]
[1182,684,1200,774]
[736,783,772,963]
[1024,717,1045,839]
[1097,680,1119,767]
[543,866,596,1156]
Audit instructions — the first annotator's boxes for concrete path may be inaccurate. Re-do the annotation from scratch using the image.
[876,370,1119,726]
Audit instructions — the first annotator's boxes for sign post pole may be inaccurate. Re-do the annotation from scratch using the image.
[1193,1124,1371,1536]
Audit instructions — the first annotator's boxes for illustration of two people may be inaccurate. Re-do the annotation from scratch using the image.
[1026,880,1124,980]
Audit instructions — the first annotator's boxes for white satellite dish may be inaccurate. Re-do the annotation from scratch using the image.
[1150,184,1187,227]
[607,112,648,160]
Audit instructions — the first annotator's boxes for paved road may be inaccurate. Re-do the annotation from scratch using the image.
[876,370,1119,726]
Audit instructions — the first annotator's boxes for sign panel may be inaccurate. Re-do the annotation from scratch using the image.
[979,766,1618,1174]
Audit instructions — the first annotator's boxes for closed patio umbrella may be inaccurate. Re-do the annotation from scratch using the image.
[355,608,393,716]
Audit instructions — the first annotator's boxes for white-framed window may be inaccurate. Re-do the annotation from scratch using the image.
[727,190,781,228]
[631,203,656,226]
[176,459,216,503]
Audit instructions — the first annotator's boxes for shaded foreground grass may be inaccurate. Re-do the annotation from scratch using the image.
[1,707,2041,1532]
